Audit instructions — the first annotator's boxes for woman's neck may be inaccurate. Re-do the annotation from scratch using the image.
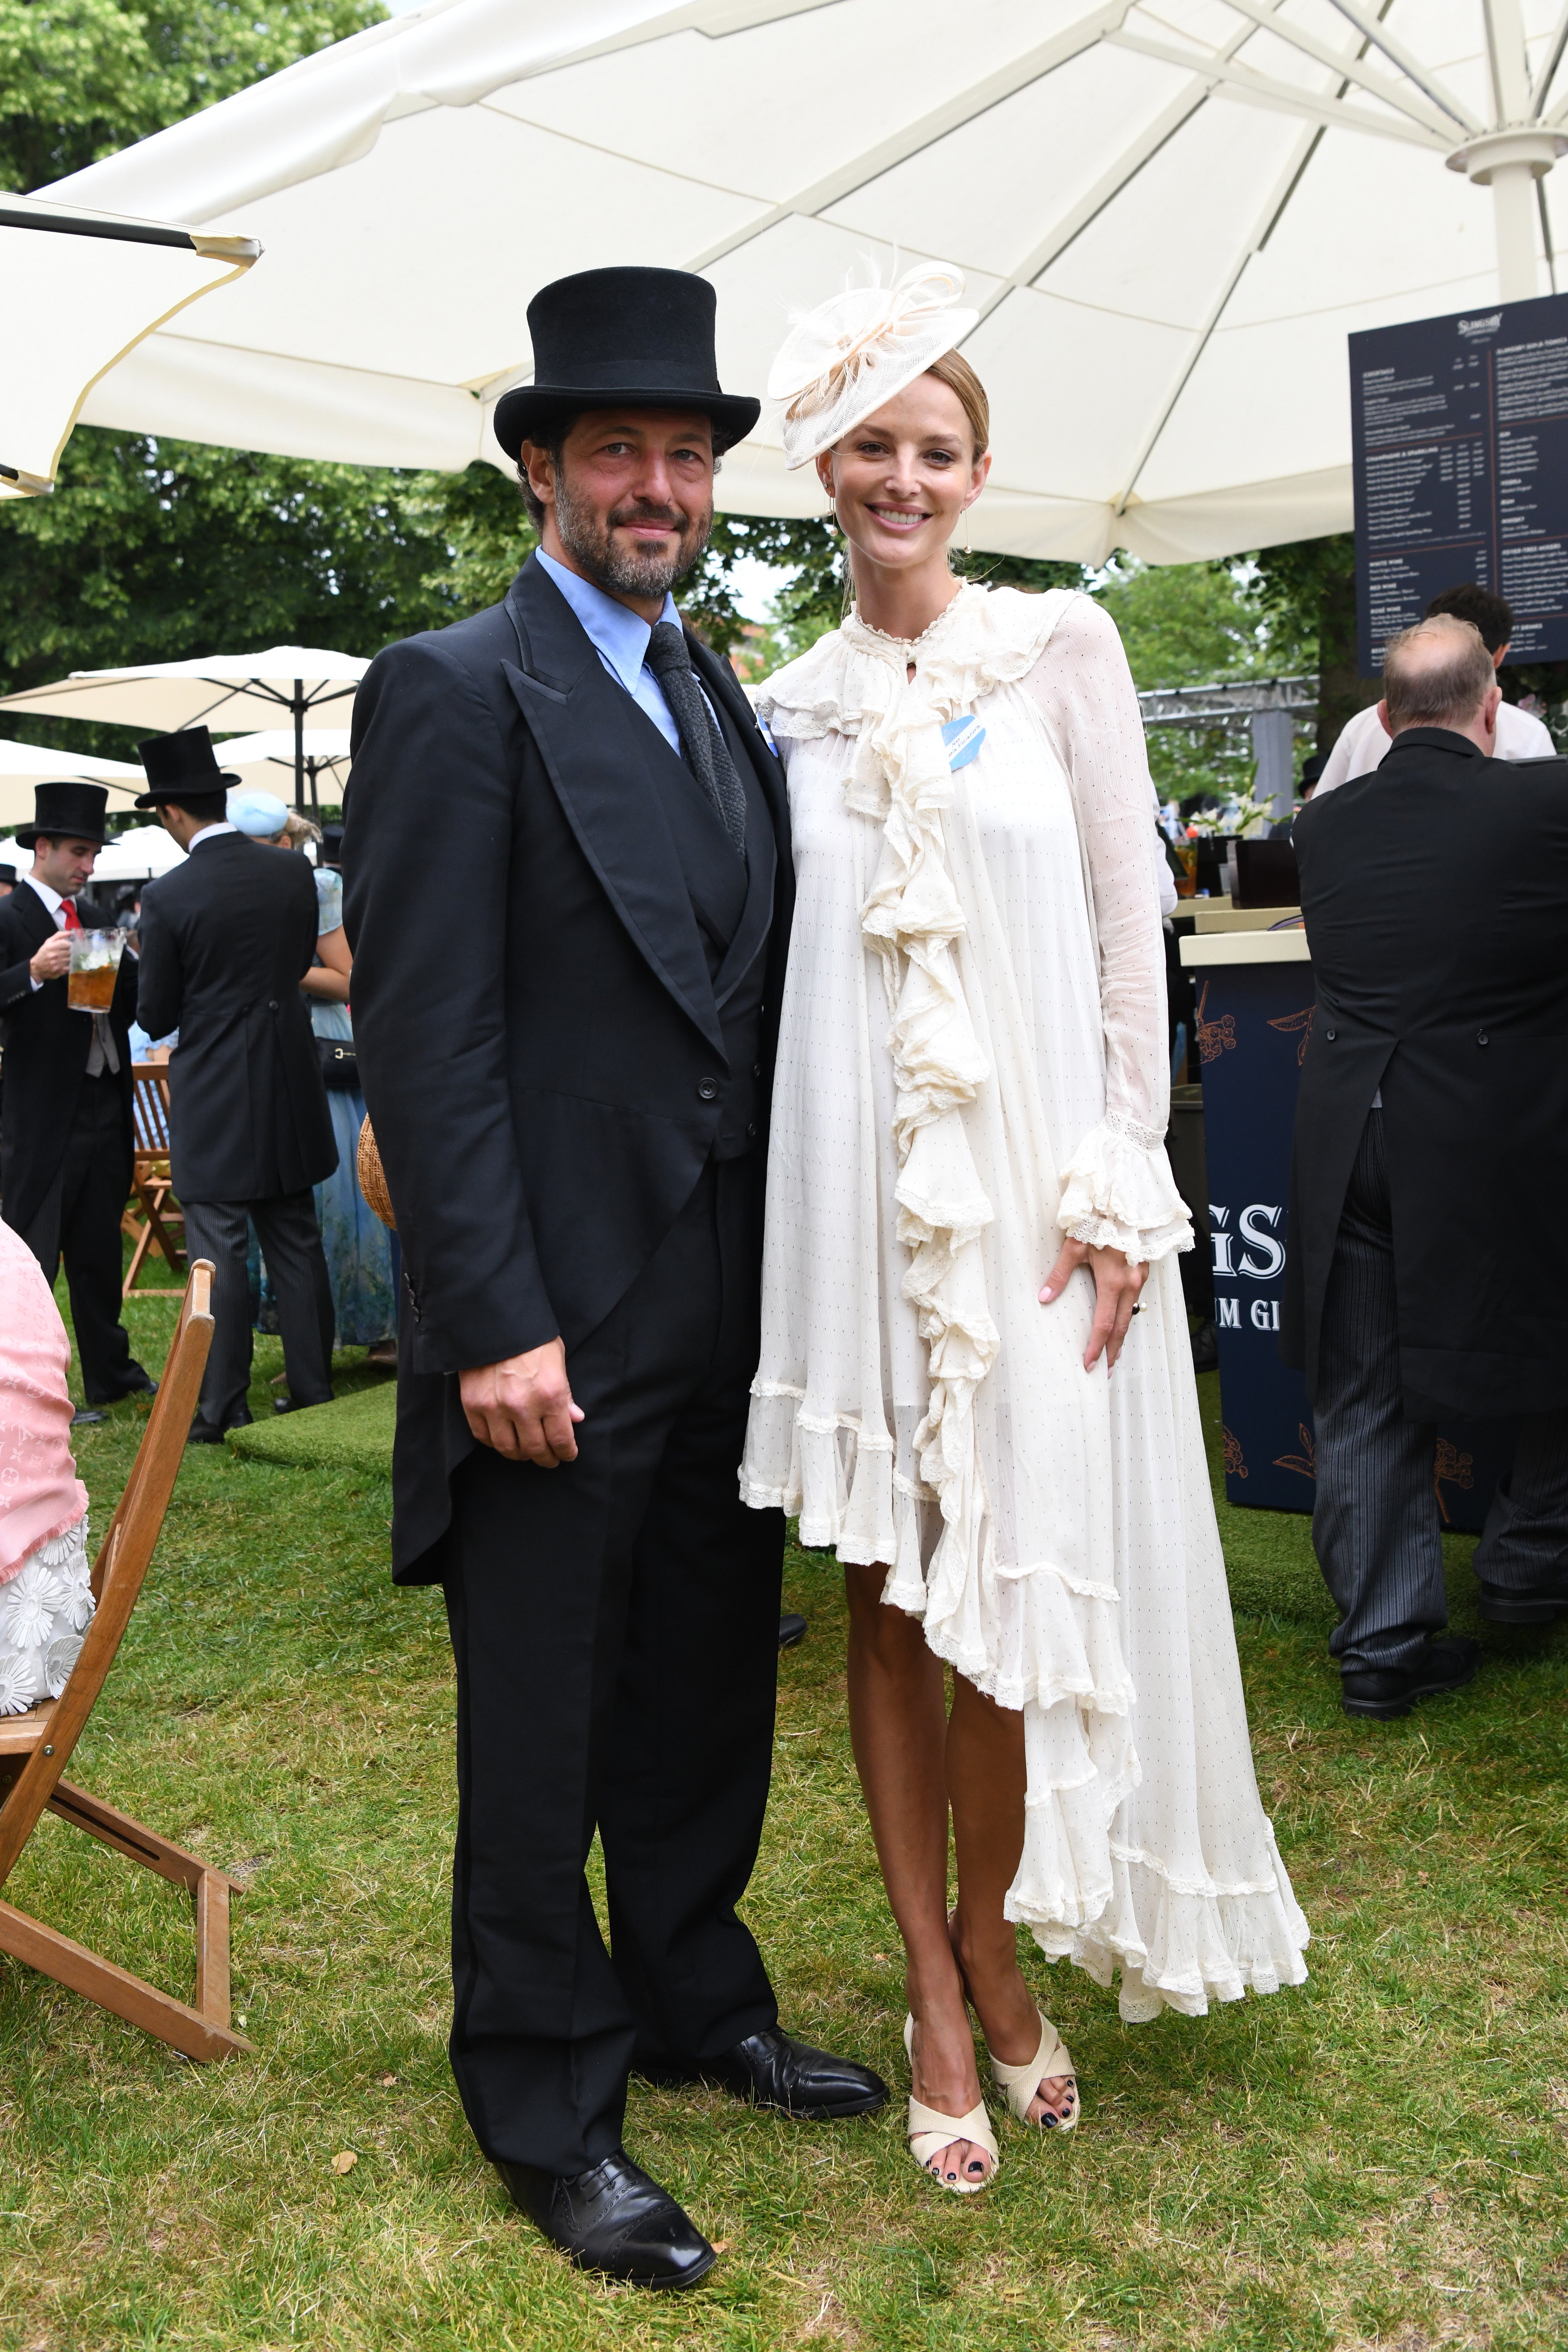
[848,550,964,644]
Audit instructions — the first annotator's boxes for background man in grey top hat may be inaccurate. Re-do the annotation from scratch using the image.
[0,779,153,1414]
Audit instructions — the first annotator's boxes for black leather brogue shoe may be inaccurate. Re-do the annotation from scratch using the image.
[498,2149,716,2289]
[1478,1572,1568,1627]
[641,2025,887,2119]
[1341,1636,1481,1720]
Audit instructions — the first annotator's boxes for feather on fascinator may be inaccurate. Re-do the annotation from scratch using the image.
[768,263,979,471]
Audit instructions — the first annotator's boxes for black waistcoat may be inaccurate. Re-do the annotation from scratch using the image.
[632,690,775,1160]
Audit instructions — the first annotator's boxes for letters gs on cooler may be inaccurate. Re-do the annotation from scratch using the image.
[1351,290,1568,674]
[1209,1201,1284,1333]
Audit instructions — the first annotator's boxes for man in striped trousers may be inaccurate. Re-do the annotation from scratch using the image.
[1284,615,1568,1719]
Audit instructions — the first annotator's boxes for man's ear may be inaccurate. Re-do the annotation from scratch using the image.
[1376,700,1392,737]
[522,442,554,508]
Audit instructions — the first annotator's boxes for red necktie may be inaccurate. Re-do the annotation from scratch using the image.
[59,899,82,932]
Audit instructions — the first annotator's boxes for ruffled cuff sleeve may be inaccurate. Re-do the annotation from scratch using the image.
[1057,1114,1193,1265]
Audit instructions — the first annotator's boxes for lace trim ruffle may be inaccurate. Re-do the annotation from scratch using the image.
[1057,1118,1193,1265]
[0,1516,93,1716]
[754,582,1075,748]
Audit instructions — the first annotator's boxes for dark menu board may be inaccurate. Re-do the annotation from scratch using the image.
[1351,290,1568,672]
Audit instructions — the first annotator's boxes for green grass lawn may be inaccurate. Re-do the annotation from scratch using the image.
[1,1285,1565,2351]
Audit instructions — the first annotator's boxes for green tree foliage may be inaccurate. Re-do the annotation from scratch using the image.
[0,430,495,757]
[1246,534,1371,756]
[0,0,381,191]
[1093,556,1315,807]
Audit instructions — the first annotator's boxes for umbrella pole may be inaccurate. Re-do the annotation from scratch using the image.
[308,756,321,822]
[294,682,305,815]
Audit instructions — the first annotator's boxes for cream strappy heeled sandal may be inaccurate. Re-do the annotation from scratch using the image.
[903,2014,1000,2192]
[988,2006,1078,2131]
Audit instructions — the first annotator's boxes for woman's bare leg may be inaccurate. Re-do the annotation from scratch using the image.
[946,1673,1075,2126]
[843,1564,993,2184]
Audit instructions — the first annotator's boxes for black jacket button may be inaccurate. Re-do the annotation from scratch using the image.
[268,998,279,1011]
[1325,1028,1336,1041]
[746,1121,758,1140]
[697,1077,719,1102]
[752,1062,763,1079]
[1477,1029,1488,1045]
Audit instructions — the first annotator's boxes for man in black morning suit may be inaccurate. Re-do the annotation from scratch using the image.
[0,780,154,1407]
[134,729,338,1441]
[344,269,883,2289]
[1283,614,1568,1718]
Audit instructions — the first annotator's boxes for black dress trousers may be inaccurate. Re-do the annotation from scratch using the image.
[438,1154,785,2177]
[18,1070,145,1404]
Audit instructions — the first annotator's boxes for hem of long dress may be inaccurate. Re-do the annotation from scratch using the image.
[1008,1821,1311,2022]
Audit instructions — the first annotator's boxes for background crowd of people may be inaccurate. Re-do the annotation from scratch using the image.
[0,736,394,1465]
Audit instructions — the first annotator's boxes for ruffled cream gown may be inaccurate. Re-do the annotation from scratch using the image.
[741,582,1308,2021]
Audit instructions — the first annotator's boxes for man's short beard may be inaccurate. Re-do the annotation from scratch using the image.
[553,464,712,600]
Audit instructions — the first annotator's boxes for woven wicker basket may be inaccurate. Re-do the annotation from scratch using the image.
[357,1116,396,1231]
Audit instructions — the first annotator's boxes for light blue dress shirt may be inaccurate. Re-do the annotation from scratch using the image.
[535,547,713,756]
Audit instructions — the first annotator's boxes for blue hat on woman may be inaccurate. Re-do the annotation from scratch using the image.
[226,790,289,838]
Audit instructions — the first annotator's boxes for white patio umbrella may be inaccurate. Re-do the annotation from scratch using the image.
[0,649,369,812]
[90,824,188,883]
[215,727,352,805]
[0,193,257,498]
[0,737,145,830]
[32,0,1568,563]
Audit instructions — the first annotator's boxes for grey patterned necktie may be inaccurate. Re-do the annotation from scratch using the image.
[645,621,747,860]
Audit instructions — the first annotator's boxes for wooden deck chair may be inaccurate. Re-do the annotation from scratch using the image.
[0,1260,250,2062]
[122,1063,186,1299]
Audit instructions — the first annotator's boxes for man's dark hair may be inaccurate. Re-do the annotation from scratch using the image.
[1426,581,1513,655]
[515,407,574,531]
[163,791,229,826]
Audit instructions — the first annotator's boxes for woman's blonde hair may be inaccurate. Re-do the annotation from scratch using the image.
[282,811,322,848]
[926,350,989,460]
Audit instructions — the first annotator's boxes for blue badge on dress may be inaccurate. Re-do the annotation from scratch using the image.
[942,715,986,771]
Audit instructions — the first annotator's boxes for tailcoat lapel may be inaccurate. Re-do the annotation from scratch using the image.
[503,558,724,1058]
[689,628,795,971]
[11,879,54,953]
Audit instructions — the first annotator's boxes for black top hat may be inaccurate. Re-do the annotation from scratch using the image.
[492,268,760,462]
[134,725,238,808]
[15,779,111,848]
[0,864,16,885]
[1301,752,1327,787]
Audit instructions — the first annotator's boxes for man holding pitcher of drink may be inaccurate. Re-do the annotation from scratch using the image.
[0,782,155,1417]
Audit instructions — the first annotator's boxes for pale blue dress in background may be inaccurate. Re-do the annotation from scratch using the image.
[255,866,396,1349]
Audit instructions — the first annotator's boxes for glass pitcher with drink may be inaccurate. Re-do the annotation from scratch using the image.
[67,928,128,1013]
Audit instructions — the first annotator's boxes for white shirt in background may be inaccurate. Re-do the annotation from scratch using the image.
[1316,697,1554,795]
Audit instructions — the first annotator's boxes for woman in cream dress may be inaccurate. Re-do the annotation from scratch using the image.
[741,270,1308,2192]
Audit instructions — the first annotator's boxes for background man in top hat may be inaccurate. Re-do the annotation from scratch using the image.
[135,729,338,1441]
[0,780,154,1411]
[345,266,883,2289]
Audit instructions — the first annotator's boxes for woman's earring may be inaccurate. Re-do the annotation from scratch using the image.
[964,505,971,557]
[825,502,838,532]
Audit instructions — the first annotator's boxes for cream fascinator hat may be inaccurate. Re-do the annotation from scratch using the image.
[768,262,979,471]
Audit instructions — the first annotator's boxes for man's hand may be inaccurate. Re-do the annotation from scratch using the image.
[459,1337,584,1466]
[29,934,71,983]
[1039,1238,1148,1373]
